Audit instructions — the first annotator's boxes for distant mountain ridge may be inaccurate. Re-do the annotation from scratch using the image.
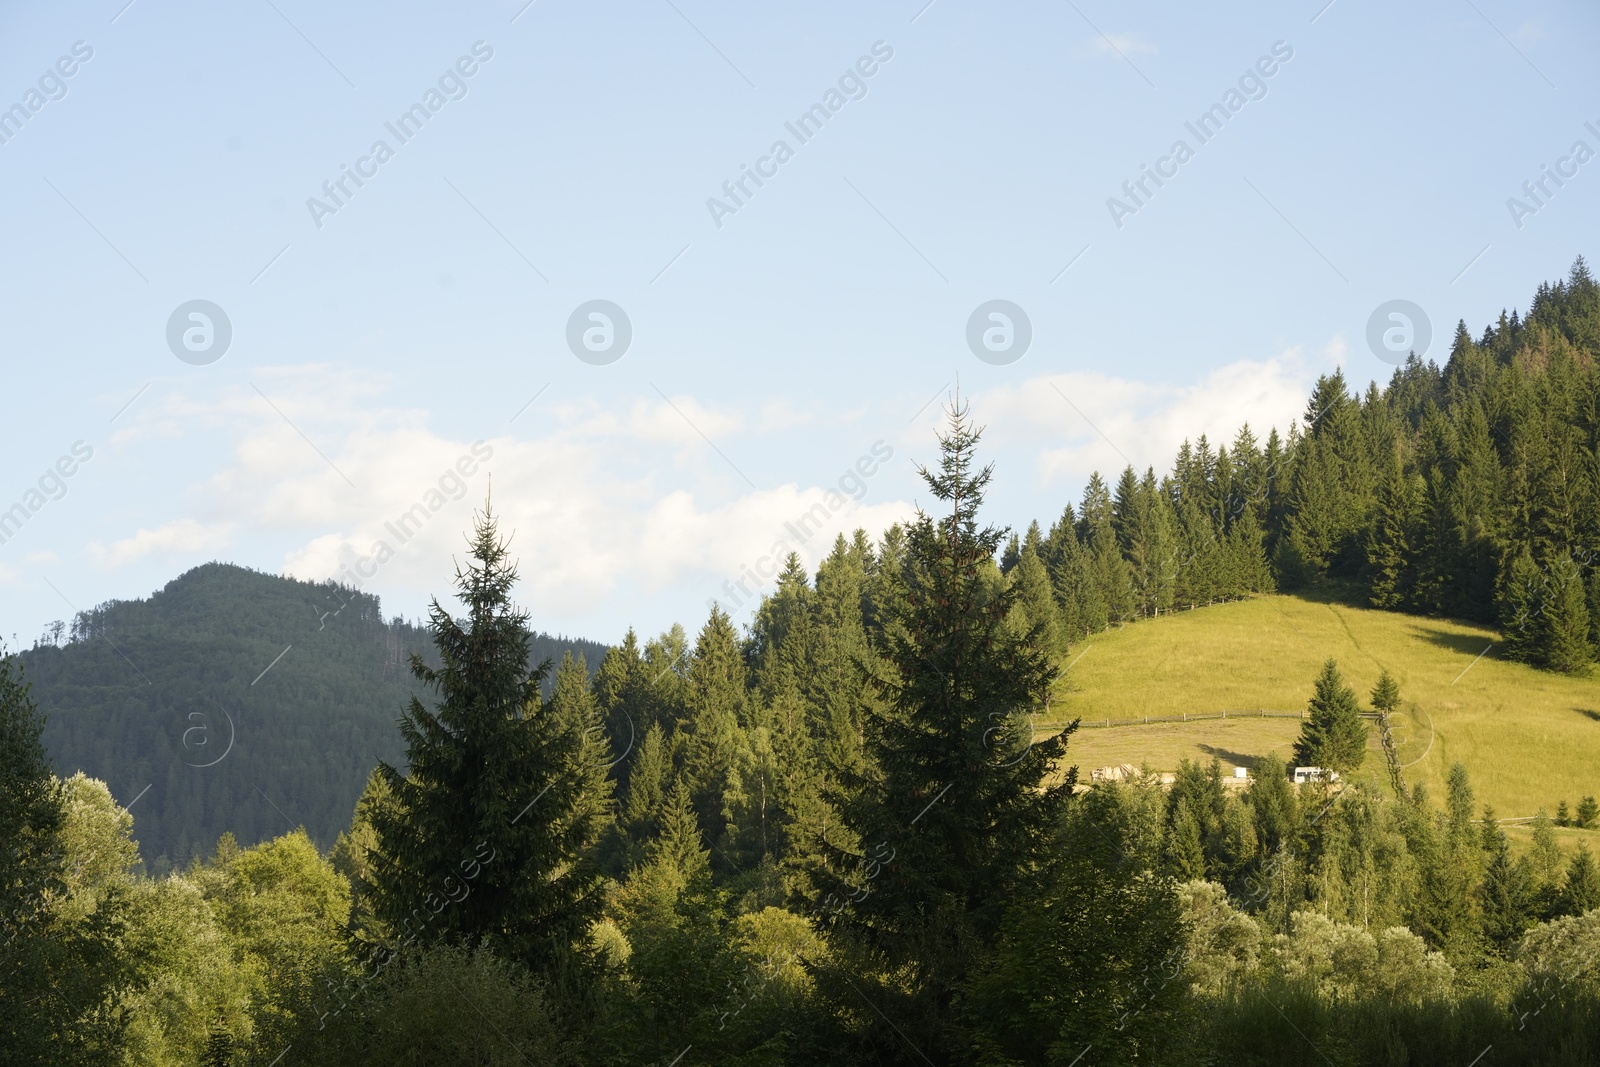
[21,562,608,871]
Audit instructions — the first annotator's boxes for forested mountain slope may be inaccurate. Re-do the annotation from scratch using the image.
[22,562,606,869]
[1011,257,1600,673]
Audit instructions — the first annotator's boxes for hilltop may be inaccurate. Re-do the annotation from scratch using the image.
[21,562,607,870]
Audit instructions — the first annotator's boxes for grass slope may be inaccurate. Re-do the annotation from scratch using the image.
[1047,592,1600,822]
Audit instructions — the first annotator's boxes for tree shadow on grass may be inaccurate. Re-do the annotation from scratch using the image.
[1406,624,1499,659]
[1198,744,1263,769]
[1278,580,1370,611]
[1577,708,1600,723]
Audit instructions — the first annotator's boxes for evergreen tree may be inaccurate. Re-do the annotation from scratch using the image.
[612,722,670,874]
[1560,846,1600,915]
[1370,670,1401,714]
[1009,540,1066,659]
[1246,751,1300,857]
[1578,795,1599,829]
[1545,554,1594,672]
[590,629,650,786]
[1367,452,1416,608]
[675,606,746,855]
[1479,838,1537,951]
[1292,660,1369,774]
[367,503,610,991]
[820,398,1074,1063]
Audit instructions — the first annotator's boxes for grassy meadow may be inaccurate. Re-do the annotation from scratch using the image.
[1044,592,1600,829]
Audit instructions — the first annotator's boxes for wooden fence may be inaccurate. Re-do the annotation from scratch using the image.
[1036,709,1307,730]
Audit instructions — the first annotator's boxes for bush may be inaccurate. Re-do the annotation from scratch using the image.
[300,944,577,1067]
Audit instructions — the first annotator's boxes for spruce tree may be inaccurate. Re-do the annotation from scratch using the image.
[1370,669,1401,714]
[1498,549,1546,665]
[1578,795,1599,830]
[1479,839,1537,951]
[676,606,746,856]
[1545,554,1594,672]
[1292,659,1369,774]
[820,398,1074,1062]
[1010,540,1065,658]
[1367,453,1415,609]
[367,503,610,990]
[1560,846,1600,915]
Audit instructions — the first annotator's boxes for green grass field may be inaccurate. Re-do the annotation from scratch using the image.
[1043,593,1600,826]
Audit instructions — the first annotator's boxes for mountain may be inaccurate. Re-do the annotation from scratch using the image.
[21,562,607,871]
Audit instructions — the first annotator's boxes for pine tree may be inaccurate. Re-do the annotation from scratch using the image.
[1292,659,1369,774]
[1010,540,1066,658]
[590,629,651,787]
[367,503,610,990]
[821,398,1075,1062]
[676,606,746,854]
[1367,452,1416,608]
[1578,795,1599,830]
[1247,751,1300,856]
[1560,846,1600,915]
[611,721,670,874]
[1370,670,1401,714]
[1479,839,1537,951]
[1545,554,1594,672]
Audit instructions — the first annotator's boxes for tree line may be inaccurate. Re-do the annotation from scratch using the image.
[1010,257,1600,672]
[3,393,1597,1066]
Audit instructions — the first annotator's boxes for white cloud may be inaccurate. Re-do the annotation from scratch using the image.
[89,519,234,569]
[274,420,913,621]
[0,563,16,585]
[98,365,912,628]
[23,551,57,566]
[75,356,1327,635]
[960,349,1313,489]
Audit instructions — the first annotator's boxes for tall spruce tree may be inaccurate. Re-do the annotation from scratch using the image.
[676,606,746,857]
[1292,659,1368,774]
[1545,554,1594,672]
[820,398,1075,1064]
[367,504,610,990]
[1560,846,1600,916]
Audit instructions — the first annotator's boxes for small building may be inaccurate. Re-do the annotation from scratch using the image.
[1293,766,1340,784]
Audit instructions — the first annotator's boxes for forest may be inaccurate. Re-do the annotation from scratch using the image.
[2,262,1599,1066]
[20,562,606,869]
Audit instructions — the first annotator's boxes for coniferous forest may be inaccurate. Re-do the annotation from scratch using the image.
[3,264,1599,1066]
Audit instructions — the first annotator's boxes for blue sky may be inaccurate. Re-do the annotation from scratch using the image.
[1,0,1596,648]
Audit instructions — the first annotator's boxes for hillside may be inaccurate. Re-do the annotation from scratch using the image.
[22,562,607,870]
[1048,590,1600,824]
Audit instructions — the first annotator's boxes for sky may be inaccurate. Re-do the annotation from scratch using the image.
[1,0,1596,649]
